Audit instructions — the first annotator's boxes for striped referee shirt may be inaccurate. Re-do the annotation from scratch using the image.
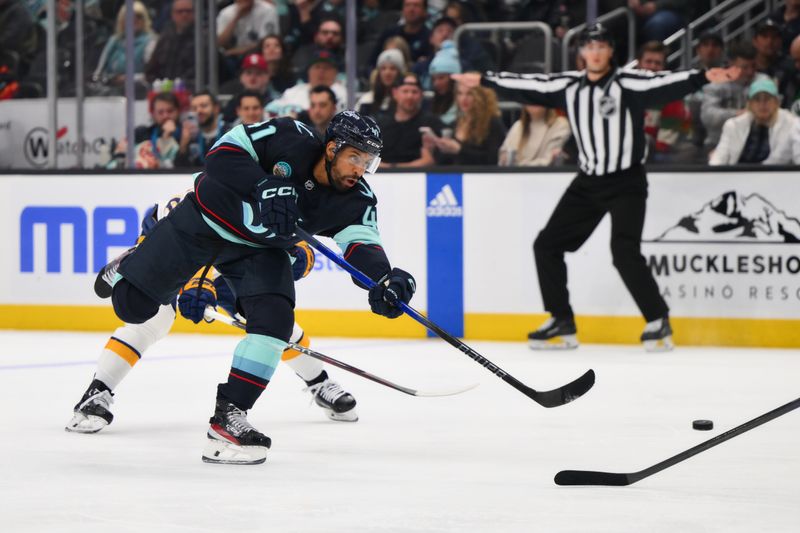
[483,68,708,176]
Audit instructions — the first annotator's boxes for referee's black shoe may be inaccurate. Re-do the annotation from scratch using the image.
[528,316,578,350]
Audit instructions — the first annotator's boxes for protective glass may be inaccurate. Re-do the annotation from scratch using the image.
[346,152,381,174]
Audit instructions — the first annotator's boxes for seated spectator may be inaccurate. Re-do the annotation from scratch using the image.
[498,105,571,166]
[260,34,296,93]
[0,0,38,86]
[291,16,344,76]
[628,0,688,42]
[637,41,693,163]
[266,49,346,117]
[297,85,338,138]
[220,53,280,123]
[752,18,784,78]
[231,89,265,127]
[291,0,347,50]
[376,73,442,168]
[370,0,431,67]
[428,41,460,126]
[692,31,725,69]
[175,91,226,168]
[145,0,197,90]
[701,43,767,149]
[413,15,491,85]
[382,35,413,71]
[771,0,800,57]
[356,49,405,117]
[710,79,795,165]
[90,0,155,94]
[427,83,506,165]
[110,92,182,169]
[216,0,279,60]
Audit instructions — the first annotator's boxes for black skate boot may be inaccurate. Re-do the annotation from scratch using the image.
[305,371,358,422]
[641,317,674,352]
[94,246,136,298]
[203,400,271,465]
[528,316,578,350]
[65,379,114,433]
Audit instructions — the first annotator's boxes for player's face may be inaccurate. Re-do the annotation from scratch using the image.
[580,41,613,73]
[236,96,264,125]
[330,145,379,191]
[638,52,665,72]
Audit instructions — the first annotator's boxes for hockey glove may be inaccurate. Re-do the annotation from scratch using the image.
[178,277,217,323]
[290,241,315,281]
[368,268,416,319]
[213,277,238,318]
[256,177,300,239]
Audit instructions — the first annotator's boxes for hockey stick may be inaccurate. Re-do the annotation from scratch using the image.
[203,306,478,398]
[294,228,595,408]
[555,396,800,486]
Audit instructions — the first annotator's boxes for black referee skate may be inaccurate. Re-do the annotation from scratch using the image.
[641,317,674,352]
[305,371,358,422]
[203,400,271,465]
[94,246,136,298]
[528,316,578,350]
[65,379,114,434]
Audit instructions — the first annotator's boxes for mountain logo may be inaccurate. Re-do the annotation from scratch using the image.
[650,191,800,243]
[426,184,463,217]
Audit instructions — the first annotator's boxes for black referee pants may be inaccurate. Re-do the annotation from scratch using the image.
[533,165,668,323]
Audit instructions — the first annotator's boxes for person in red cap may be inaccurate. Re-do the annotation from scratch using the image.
[221,53,280,123]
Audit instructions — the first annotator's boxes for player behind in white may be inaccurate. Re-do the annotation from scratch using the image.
[67,197,357,435]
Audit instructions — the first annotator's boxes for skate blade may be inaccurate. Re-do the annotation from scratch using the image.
[528,335,578,351]
[202,439,267,465]
[324,408,359,422]
[65,413,108,434]
[644,336,674,352]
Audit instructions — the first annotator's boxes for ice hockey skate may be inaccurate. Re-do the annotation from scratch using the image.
[202,400,271,465]
[528,316,578,350]
[641,317,674,352]
[94,246,136,298]
[65,379,114,433]
[305,373,358,422]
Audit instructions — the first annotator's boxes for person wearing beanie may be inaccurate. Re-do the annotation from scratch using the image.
[428,40,461,126]
[356,49,406,117]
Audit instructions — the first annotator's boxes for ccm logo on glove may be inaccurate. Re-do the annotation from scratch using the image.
[260,186,297,200]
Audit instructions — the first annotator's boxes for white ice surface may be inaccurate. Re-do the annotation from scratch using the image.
[0,331,798,533]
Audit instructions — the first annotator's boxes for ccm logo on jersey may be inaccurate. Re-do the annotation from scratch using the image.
[261,186,297,200]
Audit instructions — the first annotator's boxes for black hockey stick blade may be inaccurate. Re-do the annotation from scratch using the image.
[204,307,478,398]
[555,396,800,486]
[515,369,596,408]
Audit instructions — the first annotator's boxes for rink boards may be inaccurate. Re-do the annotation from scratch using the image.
[1,169,799,347]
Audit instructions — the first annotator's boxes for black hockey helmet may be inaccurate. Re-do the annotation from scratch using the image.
[325,110,383,174]
[578,23,615,49]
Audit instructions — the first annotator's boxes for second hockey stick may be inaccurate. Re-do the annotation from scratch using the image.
[295,228,595,408]
[203,306,478,398]
[555,396,800,486]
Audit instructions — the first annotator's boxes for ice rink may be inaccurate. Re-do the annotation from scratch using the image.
[1,329,798,533]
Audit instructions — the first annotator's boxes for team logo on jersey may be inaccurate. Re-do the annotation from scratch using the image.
[272,161,292,178]
[599,95,617,118]
[305,179,314,190]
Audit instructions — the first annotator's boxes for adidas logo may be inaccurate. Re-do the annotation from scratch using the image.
[426,184,463,217]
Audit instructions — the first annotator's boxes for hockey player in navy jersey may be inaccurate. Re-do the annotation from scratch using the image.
[105,111,416,464]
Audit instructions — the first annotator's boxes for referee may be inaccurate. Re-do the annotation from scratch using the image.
[454,24,740,351]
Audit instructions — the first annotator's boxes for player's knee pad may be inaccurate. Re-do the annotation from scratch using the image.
[112,279,161,325]
[238,293,294,342]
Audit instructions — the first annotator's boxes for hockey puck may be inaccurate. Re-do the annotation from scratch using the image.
[692,419,713,431]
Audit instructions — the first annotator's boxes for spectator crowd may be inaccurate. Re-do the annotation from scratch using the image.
[3,0,800,169]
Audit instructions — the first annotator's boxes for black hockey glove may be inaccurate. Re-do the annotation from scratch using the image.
[368,268,416,319]
[256,177,299,239]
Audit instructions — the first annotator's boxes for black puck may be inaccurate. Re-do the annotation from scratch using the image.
[692,419,713,431]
